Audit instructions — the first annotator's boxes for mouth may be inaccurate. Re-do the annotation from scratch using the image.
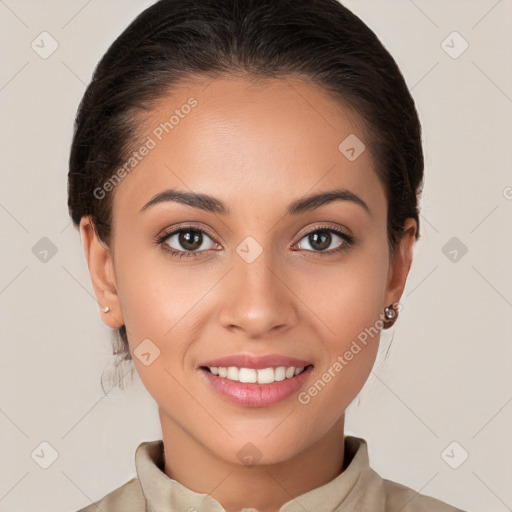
[197,360,315,407]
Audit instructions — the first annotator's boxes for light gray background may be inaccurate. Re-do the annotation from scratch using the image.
[1,1,511,511]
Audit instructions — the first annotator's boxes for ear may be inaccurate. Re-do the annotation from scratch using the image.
[79,216,124,328]
[384,218,417,314]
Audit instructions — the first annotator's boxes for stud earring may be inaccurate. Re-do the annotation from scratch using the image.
[102,306,110,313]
[383,304,398,326]
[384,306,395,320]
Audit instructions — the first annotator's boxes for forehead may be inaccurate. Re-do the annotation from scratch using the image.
[112,75,386,221]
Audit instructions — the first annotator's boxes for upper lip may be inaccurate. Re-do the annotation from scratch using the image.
[199,353,313,370]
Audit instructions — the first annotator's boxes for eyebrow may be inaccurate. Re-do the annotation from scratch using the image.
[140,187,370,216]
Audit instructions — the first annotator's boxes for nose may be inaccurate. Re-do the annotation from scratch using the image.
[217,249,299,339]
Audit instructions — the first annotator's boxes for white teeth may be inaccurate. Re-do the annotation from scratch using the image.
[239,368,257,383]
[256,367,275,384]
[206,365,307,383]
[274,366,286,381]
[285,367,295,378]
[227,366,239,380]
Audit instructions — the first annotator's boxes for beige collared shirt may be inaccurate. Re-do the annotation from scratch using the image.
[76,436,466,511]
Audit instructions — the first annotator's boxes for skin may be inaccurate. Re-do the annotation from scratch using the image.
[80,75,416,512]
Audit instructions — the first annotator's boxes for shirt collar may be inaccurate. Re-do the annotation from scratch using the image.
[135,435,386,512]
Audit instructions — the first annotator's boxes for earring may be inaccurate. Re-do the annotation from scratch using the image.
[384,304,397,325]
[102,306,110,313]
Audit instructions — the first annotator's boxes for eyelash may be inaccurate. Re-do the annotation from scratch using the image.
[154,224,355,260]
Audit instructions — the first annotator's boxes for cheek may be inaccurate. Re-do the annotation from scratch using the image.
[111,246,205,407]
[313,241,389,341]
[302,241,388,405]
[113,239,206,339]
[112,244,220,404]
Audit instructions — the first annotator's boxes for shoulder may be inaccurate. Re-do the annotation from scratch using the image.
[382,478,467,512]
[75,477,145,512]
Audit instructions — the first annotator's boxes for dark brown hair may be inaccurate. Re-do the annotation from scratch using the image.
[68,0,424,390]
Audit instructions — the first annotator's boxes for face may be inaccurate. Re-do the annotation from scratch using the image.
[81,75,416,465]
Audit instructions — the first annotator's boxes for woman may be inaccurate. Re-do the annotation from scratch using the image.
[68,0,466,510]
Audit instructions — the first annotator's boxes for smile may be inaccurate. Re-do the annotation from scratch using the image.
[198,364,315,407]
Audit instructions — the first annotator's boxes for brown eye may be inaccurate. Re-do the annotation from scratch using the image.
[176,229,203,251]
[307,230,332,251]
[157,227,217,257]
[296,227,353,254]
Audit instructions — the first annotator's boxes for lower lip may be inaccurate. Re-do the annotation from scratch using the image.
[199,365,314,407]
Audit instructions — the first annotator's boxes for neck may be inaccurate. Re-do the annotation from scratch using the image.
[158,409,346,512]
